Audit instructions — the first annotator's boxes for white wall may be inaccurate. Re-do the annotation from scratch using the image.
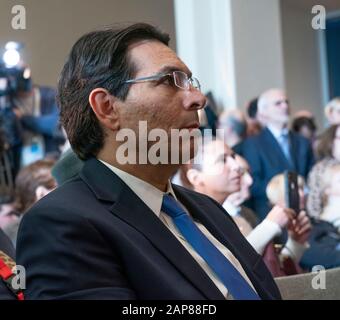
[231,0,286,110]
[175,0,286,112]
[0,0,176,87]
[280,0,325,129]
[174,0,236,111]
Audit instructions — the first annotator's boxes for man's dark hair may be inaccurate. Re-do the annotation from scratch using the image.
[292,116,317,134]
[57,23,170,160]
[247,97,258,119]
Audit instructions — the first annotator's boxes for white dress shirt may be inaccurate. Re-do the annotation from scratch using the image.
[99,160,257,299]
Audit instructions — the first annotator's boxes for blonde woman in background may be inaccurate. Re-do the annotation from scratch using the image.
[325,98,340,125]
[319,163,340,231]
[307,125,340,218]
[266,174,311,263]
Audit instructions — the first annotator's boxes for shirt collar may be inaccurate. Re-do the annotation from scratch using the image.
[267,125,289,140]
[99,160,176,217]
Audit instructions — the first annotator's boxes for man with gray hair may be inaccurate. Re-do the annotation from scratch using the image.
[241,88,314,220]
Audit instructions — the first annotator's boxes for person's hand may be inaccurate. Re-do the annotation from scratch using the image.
[266,205,295,229]
[288,210,312,244]
[12,107,24,119]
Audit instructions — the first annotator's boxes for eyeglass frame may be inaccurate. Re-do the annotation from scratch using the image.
[123,70,201,91]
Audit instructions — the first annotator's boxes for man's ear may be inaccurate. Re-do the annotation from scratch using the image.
[89,88,120,131]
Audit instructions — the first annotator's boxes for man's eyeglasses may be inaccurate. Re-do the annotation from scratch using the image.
[124,70,201,91]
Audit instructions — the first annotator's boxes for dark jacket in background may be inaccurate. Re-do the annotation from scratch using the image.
[241,127,314,220]
[301,218,340,271]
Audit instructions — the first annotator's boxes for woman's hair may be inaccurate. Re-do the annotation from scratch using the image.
[266,173,304,206]
[321,163,340,206]
[325,98,340,122]
[14,159,56,213]
[316,124,339,159]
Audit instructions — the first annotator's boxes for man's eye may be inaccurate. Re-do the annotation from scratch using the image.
[161,75,174,86]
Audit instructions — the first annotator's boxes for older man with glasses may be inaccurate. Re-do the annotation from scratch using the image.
[241,89,314,221]
[17,23,281,300]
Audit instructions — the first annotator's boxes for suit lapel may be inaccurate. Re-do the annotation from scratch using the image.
[80,158,224,300]
[174,187,254,271]
[288,132,298,171]
[174,186,277,299]
[262,128,292,169]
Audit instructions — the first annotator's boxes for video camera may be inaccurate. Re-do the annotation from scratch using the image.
[0,42,31,150]
[0,42,32,109]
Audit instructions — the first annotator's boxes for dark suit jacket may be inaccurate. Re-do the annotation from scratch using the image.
[0,229,16,300]
[242,127,314,220]
[16,158,281,300]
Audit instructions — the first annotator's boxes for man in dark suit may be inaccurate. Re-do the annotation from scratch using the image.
[16,23,281,300]
[242,89,314,220]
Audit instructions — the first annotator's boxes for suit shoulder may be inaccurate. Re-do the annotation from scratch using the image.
[172,184,213,202]
[23,176,93,220]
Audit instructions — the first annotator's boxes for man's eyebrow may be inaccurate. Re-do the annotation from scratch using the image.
[157,65,192,78]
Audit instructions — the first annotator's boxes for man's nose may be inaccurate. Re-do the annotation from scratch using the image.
[182,89,207,111]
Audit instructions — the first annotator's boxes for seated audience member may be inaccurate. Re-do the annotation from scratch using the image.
[266,174,311,262]
[226,157,308,262]
[14,159,57,214]
[307,125,340,218]
[184,138,309,273]
[0,202,19,234]
[4,159,56,246]
[16,23,281,300]
[217,109,247,155]
[0,228,16,300]
[264,174,340,271]
[319,163,340,231]
[242,88,314,220]
[324,98,340,126]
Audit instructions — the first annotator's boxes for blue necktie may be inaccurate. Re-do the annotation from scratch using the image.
[162,194,260,300]
[279,133,293,167]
